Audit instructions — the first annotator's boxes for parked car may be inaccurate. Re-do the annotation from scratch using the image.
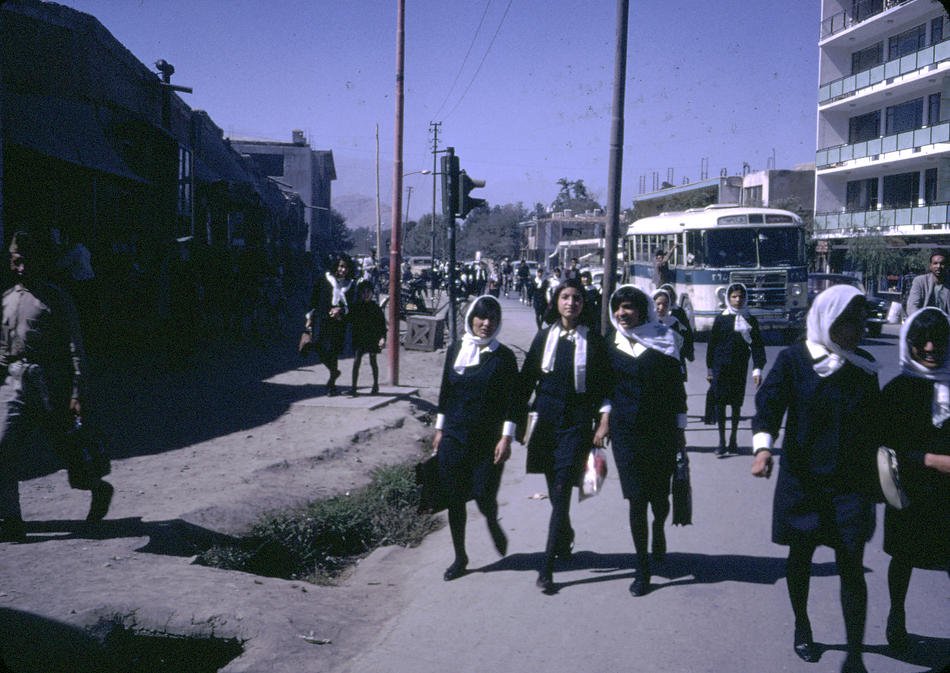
[806,273,891,337]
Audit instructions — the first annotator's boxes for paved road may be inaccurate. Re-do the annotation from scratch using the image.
[341,294,949,673]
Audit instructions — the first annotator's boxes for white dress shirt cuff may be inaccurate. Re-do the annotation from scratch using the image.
[502,421,516,438]
[599,402,612,414]
[752,368,762,378]
[434,413,445,431]
[752,432,773,453]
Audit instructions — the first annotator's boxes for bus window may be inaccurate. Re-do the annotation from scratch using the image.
[757,227,805,266]
[706,229,757,268]
[748,214,763,224]
[686,231,703,266]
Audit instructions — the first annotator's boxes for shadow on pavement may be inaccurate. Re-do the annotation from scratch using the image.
[805,638,950,673]
[17,517,238,557]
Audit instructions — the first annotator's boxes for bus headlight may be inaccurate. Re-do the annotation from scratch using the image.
[790,284,803,297]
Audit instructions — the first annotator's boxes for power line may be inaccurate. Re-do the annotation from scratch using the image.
[444,0,514,121]
[431,0,493,120]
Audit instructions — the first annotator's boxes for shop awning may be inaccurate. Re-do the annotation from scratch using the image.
[3,93,147,183]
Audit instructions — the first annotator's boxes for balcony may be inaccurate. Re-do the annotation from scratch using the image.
[820,0,915,40]
[814,202,950,233]
[819,38,950,104]
[816,121,950,168]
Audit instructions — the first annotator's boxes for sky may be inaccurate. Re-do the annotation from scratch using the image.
[59,0,821,224]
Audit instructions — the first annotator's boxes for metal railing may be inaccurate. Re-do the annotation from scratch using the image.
[815,120,950,168]
[819,38,950,104]
[820,0,914,40]
[814,202,950,232]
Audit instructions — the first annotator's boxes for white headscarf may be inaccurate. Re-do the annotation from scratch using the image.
[609,285,680,359]
[898,307,950,428]
[453,295,501,373]
[539,283,587,392]
[722,282,753,344]
[805,284,879,378]
[325,271,353,310]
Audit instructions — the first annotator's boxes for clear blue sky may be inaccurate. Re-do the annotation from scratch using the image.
[61,0,820,222]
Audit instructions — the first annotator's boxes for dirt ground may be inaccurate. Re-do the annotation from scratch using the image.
[0,327,451,673]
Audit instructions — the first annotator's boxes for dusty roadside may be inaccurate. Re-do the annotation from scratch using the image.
[0,327,450,672]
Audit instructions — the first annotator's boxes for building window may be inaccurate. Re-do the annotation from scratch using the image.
[888,24,925,60]
[924,167,938,204]
[851,42,882,74]
[882,171,919,209]
[177,146,193,238]
[849,110,881,144]
[928,93,941,126]
[852,0,882,23]
[932,16,944,44]
[846,178,878,210]
[885,97,923,135]
[742,185,763,207]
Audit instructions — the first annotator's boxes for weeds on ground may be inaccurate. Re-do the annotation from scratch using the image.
[196,462,441,583]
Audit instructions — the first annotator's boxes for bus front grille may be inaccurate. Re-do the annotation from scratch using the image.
[729,271,787,308]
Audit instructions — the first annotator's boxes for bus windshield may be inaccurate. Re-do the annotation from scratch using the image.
[705,227,804,268]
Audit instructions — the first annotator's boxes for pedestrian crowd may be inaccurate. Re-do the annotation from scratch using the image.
[430,261,949,673]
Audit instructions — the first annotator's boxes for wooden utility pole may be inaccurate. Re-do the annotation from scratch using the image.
[601,0,629,333]
[375,124,381,262]
[387,0,405,385]
[429,121,441,267]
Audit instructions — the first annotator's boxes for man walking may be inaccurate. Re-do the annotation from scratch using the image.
[0,231,112,541]
[906,249,948,313]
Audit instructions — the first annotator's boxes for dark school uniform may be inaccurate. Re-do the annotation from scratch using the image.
[881,375,950,570]
[752,343,882,553]
[437,340,519,503]
[707,312,766,405]
[606,340,687,502]
[349,300,386,354]
[310,276,355,360]
[520,327,610,480]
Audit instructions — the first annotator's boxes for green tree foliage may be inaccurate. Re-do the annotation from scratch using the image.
[314,209,354,259]
[845,228,915,285]
[456,203,527,261]
[403,212,447,257]
[552,178,601,213]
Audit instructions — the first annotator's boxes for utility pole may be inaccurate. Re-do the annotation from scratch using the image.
[387,0,406,386]
[429,121,441,267]
[375,124,381,265]
[404,185,413,251]
[601,0,629,334]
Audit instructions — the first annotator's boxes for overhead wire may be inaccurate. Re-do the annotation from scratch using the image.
[443,0,513,122]
[431,0,493,120]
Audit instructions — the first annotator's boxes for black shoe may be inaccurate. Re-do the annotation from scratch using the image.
[728,439,739,454]
[629,574,650,597]
[86,481,114,522]
[488,520,508,557]
[536,571,556,593]
[793,622,819,663]
[327,384,339,397]
[886,610,909,651]
[348,387,358,397]
[443,557,468,581]
[715,443,727,457]
[370,384,379,395]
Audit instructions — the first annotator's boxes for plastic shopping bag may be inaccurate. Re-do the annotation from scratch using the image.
[578,446,608,502]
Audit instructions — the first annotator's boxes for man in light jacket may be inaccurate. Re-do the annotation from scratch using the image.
[906,249,948,313]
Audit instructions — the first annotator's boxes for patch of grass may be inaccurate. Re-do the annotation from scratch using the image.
[196,462,441,583]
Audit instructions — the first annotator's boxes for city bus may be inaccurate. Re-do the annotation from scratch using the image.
[623,204,808,335]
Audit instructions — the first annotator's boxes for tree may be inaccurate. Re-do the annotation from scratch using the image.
[313,209,353,261]
[456,202,527,261]
[551,178,601,214]
[403,212,447,258]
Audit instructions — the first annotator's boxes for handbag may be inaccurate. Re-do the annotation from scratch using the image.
[703,388,717,425]
[671,449,692,526]
[60,416,111,490]
[415,454,447,514]
[876,446,910,510]
[578,446,608,502]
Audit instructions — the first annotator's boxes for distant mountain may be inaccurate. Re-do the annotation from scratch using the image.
[334,193,391,231]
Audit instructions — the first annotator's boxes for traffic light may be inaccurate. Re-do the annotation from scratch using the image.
[457,170,486,218]
[440,148,458,219]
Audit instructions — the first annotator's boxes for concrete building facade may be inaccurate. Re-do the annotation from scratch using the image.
[815,0,950,253]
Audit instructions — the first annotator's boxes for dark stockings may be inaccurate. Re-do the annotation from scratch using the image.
[716,403,741,448]
[886,557,912,616]
[786,543,867,661]
[351,351,379,390]
[447,497,499,565]
[542,467,574,575]
[628,495,670,573]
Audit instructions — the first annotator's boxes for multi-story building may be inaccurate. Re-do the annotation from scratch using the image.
[230,132,336,260]
[520,209,607,267]
[815,0,950,267]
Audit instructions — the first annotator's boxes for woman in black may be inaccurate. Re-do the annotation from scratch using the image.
[520,278,610,592]
[433,295,518,581]
[752,285,881,673]
[307,254,355,396]
[658,283,695,377]
[348,280,386,396]
[879,307,950,650]
[596,285,686,596]
[707,282,765,455]
[653,286,692,381]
